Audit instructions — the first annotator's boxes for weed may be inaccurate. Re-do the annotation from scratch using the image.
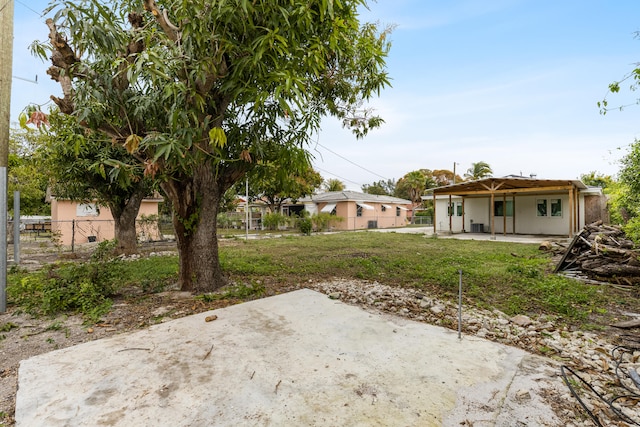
[538,345,554,355]
[7,241,124,322]
[0,322,18,333]
[45,321,63,331]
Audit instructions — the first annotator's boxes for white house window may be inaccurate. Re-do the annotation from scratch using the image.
[396,207,401,217]
[381,205,387,212]
[494,200,513,217]
[456,202,463,217]
[357,205,363,217]
[536,199,547,217]
[551,199,562,217]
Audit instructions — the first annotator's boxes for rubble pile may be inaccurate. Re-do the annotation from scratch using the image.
[555,221,640,286]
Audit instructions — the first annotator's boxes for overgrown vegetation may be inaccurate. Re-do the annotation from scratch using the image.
[7,233,629,329]
[312,212,344,231]
[8,241,124,322]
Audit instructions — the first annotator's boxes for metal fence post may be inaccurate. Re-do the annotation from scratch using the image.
[458,269,463,340]
[13,191,19,264]
[71,219,75,253]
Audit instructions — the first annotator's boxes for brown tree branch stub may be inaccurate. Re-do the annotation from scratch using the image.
[143,0,179,42]
[46,18,77,114]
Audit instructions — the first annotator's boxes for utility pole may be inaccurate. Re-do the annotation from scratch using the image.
[0,0,14,312]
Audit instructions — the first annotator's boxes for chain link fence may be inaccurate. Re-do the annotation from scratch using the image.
[8,216,176,255]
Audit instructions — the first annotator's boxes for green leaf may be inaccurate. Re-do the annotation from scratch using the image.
[18,113,28,129]
[208,127,227,148]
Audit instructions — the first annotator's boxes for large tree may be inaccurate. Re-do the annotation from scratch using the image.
[431,169,459,186]
[324,178,346,192]
[394,170,426,205]
[37,109,153,255]
[38,0,390,292]
[8,127,49,215]
[608,140,640,241]
[579,171,614,190]
[362,179,395,195]
[239,149,323,212]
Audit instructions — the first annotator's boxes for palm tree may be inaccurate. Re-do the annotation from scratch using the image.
[399,170,427,205]
[464,161,493,181]
[324,178,345,192]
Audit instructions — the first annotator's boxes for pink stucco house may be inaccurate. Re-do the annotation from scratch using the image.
[303,191,412,231]
[50,197,163,246]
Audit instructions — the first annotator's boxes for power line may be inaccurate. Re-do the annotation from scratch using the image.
[314,167,363,188]
[314,141,390,181]
[15,0,41,16]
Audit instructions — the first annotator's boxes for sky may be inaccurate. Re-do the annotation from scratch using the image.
[9,0,640,191]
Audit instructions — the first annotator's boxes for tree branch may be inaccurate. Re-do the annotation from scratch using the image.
[143,0,179,42]
[113,12,146,92]
[46,18,77,114]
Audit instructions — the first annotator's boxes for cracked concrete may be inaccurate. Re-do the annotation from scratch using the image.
[16,289,562,426]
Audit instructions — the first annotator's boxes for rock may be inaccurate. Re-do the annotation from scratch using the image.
[430,305,444,315]
[510,315,533,327]
[515,389,531,402]
[328,292,341,300]
[539,241,553,251]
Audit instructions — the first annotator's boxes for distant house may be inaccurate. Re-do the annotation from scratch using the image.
[298,191,412,231]
[50,197,163,246]
[425,177,606,238]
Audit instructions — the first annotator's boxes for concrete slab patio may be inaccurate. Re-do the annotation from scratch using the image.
[16,289,562,426]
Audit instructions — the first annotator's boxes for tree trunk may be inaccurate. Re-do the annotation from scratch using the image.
[109,187,146,255]
[162,164,229,293]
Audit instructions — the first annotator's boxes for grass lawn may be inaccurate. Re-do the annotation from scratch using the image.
[217,232,635,329]
[9,231,637,330]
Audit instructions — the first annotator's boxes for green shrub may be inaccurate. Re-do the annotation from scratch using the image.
[263,212,289,230]
[297,217,312,235]
[7,240,124,322]
[312,212,343,231]
[217,213,233,229]
[623,216,640,245]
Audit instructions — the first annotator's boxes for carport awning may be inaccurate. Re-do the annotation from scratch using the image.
[357,203,374,210]
[320,203,336,213]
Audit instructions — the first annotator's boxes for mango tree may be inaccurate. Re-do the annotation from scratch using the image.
[37,0,391,292]
[38,110,153,255]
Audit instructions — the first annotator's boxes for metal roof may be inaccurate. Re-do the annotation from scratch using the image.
[312,191,411,205]
[426,177,589,198]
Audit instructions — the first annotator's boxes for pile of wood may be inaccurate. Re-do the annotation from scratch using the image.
[554,221,640,286]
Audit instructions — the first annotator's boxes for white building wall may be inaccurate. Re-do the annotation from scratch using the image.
[464,198,490,233]
[510,195,569,235]
[436,193,575,236]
